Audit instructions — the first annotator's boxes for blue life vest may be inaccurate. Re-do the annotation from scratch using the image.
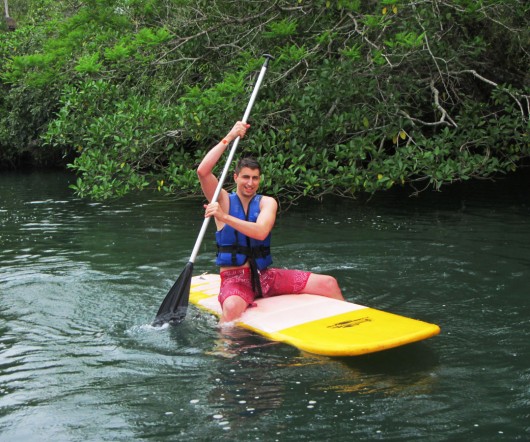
[215,193,273,270]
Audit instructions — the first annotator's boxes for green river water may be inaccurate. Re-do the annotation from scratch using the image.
[0,171,529,441]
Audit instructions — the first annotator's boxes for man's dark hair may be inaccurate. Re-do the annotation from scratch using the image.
[235,157,261,174]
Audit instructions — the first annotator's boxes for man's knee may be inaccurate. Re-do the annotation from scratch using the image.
[313,274,344,300]
[323,275,342,295]
[221,295,248,322]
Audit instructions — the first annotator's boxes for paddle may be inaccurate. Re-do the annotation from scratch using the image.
[153,54,274,327]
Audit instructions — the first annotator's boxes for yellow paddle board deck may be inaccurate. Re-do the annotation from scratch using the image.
[190,273,440,357]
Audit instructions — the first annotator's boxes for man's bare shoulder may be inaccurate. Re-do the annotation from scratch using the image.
[259,195,278,211]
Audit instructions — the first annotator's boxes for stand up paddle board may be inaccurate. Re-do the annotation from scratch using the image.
[190,273,440,356]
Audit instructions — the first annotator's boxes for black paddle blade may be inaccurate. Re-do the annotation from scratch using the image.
[152,261,193,327]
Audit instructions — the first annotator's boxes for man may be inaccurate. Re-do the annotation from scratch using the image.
[197,121,344,323]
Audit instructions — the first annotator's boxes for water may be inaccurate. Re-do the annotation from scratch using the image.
[1,170,529,441]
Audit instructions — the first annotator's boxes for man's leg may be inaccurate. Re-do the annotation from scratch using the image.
[219,269,255,323]
[303,274,344,300]
[221,295,249,323]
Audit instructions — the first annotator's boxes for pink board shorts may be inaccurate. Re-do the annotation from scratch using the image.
[219,267,311,307]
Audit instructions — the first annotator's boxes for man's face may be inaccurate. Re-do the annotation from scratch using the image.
[234,167,261,198]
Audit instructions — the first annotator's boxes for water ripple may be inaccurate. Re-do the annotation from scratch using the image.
[1,171,529,441]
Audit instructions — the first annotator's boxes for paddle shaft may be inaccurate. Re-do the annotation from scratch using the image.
[188,55,273,264]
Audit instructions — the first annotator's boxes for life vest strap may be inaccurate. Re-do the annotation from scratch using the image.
[216,245,271,259]
[216,245,270,298]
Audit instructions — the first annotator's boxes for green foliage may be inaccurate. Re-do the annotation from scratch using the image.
[385,31,425,49]
[264,19,298,38]
[75,53,103,74]
[1,0,529,203]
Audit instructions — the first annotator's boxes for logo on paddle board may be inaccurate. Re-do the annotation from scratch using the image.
[327,317,372,329]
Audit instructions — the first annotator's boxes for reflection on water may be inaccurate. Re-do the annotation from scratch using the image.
[1,170,529,441]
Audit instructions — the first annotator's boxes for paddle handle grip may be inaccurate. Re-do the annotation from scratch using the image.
[189,54,273,264]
